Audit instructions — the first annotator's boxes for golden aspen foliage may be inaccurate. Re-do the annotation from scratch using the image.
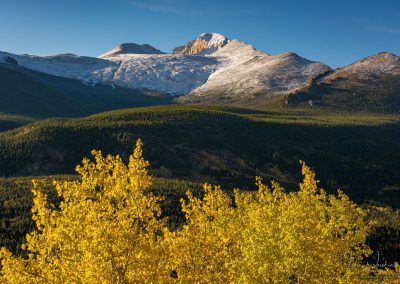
[0,140,395,283]
[234,162,372,283]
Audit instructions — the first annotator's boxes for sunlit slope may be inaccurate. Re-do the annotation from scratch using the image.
[0,113,35,132]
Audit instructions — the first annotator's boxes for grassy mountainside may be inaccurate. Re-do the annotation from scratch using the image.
[0,105,399,207]
[0,63,172,119]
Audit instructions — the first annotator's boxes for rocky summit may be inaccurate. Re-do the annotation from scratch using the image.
[173,33,229,55]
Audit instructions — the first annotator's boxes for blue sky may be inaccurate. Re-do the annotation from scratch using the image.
[0,0,399,67]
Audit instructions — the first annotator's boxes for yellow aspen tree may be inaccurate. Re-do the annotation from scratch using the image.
[0,139,169,283]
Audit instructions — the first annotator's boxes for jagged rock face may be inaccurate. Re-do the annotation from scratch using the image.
[172,40,196,55]
[99,43,165,58]
[173,33,229,55]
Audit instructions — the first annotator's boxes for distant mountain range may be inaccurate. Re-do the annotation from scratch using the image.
[1,33,399,115]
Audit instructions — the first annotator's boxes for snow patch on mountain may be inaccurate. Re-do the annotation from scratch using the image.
[105,54,220,94]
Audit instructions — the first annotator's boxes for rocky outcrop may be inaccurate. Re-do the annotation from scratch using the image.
[3,56,18,66]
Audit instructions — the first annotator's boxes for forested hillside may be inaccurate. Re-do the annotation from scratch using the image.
[0,64,172,118]
[0,105,399,206]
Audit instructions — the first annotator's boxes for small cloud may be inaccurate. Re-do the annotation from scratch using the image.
[366,25,400,35]
[125,0,249,17]
[128,0,199,17]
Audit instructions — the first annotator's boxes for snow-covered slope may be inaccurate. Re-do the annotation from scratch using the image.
[105,54,219,94]
[0,33,331,100]
[0,51,219,94]
[178,40,330,104]
[323,52,400,82]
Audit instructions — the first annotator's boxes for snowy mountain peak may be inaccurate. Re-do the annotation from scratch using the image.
[197,33,229,49]
[173,32,229,55]
[99,43,165,58]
